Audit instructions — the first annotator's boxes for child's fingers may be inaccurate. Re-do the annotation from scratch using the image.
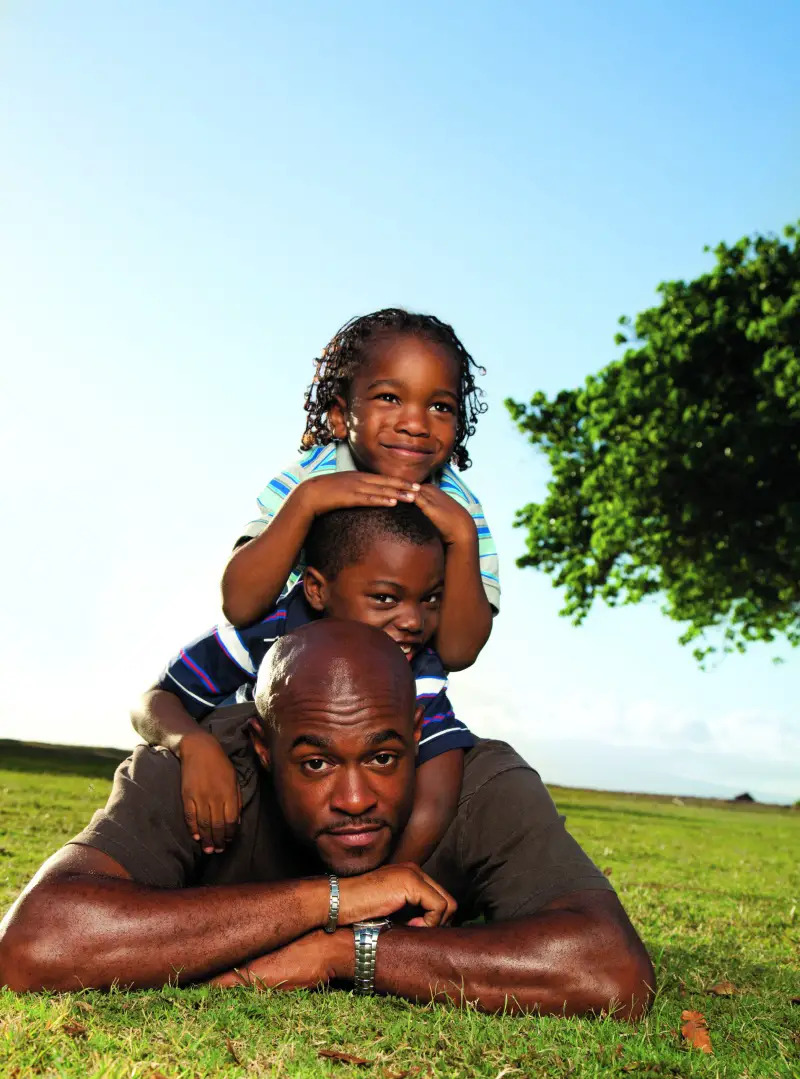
[184,797,200,842]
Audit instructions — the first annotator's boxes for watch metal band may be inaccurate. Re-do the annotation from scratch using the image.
[324,874,340,934]
[352,919,390,994]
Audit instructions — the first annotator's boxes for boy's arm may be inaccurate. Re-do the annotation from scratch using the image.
[221,472,419,626]
[413,486,493,670]
[131,689,241,854]
[389,749,464,866]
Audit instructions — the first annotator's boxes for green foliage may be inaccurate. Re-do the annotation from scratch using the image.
[1,745,799,1077]
[506,224,800,661]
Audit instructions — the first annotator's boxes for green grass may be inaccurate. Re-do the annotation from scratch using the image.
[1,741,798,1078]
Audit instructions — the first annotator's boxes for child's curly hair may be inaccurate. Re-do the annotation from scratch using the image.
[301,308,487,470]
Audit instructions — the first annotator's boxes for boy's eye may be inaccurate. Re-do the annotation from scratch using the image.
[369,593,397,606]
[424,592,442,608]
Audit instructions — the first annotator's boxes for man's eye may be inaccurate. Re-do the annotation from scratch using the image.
[371,752,397,768]
[301,758,332,775]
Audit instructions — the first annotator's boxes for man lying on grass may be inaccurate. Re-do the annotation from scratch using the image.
[0,624,653,1015]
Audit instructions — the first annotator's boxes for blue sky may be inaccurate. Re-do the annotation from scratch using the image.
[2,2,798,802]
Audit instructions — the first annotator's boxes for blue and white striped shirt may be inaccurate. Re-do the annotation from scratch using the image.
[155,584,475,766]
[238,443,501,611]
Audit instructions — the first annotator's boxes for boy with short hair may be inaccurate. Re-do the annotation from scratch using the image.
[132,503,474,864]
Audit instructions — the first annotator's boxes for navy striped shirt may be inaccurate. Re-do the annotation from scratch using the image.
[155,584,474,766]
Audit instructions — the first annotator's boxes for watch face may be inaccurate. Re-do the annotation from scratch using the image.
[353,919,391,930]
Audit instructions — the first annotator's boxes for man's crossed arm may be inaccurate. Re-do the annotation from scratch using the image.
[0,845,653,1018]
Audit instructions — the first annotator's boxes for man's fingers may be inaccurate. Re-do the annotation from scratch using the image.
[223,796,240,844]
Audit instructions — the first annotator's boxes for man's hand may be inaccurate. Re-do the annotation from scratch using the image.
[338,864,456,927]
[178,731,241,854]
[213,929,349,990]
[412,485,476,546]
[300,473,419,516]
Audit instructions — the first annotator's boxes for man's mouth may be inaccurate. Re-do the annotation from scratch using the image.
[322,824,387,849]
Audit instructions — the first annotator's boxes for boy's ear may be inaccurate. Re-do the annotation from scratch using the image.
[327,395,349,441]
[412,704,425,749]
[303,566,329,612]
[248,717,271,771]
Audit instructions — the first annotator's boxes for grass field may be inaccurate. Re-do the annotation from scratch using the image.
[0,741,798,1078]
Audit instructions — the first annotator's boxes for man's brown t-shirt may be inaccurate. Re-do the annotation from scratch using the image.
[70,707,612,923]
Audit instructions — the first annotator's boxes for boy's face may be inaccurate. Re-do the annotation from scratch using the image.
[304,535,444,659]
[328,334,460,483]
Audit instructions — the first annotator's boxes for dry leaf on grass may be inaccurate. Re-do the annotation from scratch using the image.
[680,1009,712,1054]
[707,980,737,997]
[226,1038,242,1064]
[602,866,613,876]
[61,1021,88,1039]
[319,1049,371,1066]
[72,999,94,1013]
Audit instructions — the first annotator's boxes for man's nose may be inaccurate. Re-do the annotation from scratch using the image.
[395,402,429,437]
[329,765,379,817]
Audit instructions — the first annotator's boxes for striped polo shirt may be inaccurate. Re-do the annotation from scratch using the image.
[154,584,474,766]
[238,443,500,611]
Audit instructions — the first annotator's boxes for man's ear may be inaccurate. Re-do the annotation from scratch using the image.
[327,395,349,441]
[303,566,329,612]
[412,704,425,751]
[248,717,271,771]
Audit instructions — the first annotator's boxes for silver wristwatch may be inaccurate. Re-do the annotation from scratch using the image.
[352,918,391,994]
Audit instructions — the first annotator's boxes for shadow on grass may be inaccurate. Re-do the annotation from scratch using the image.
[0,739,128,780]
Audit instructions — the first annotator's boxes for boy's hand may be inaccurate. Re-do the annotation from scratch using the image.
[299,473,419,516]
[413,486,476,547]
[178,731,242,854]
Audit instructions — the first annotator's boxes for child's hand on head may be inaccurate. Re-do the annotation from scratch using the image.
[300,472,419,516]
[412,485,476,547]
[178,730,242,854]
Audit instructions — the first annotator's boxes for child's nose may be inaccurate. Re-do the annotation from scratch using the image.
[396,403,429,436]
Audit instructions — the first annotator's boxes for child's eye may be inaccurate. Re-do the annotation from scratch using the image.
[375,392,400,403]
[424,592,442,608]
[369,593,397,606]
[430,401,455,414]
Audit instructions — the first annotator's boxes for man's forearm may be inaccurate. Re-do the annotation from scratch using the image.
[1,873,329,992]
[369,907,653,1018]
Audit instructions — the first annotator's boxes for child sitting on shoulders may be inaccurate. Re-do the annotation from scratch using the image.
[133,504,475,864]
[221,308,500,672]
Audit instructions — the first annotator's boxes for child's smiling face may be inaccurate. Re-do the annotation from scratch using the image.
[328,333,460,484]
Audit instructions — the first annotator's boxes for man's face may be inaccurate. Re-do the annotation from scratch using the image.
[304,535,444,659]
[328,334,461,484]
[256,675,421,876]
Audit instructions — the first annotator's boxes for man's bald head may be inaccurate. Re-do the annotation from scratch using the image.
[252,621,421,876]
[254,620,416,734]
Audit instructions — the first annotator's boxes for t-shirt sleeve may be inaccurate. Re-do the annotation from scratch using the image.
[416,687,475,765]
[68,746,203,888]
[458,761,613,922]
[437,472,500,613]
[154,623,258,721]
[235,460,306,545]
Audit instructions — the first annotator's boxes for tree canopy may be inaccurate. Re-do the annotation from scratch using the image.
[506,224,800,662]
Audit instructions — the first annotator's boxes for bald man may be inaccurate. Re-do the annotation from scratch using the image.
[0,622,653,1016]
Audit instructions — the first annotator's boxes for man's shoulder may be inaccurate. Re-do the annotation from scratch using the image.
[460,738,534,803]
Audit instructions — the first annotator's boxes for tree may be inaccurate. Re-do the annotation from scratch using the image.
[506,224,800,662]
